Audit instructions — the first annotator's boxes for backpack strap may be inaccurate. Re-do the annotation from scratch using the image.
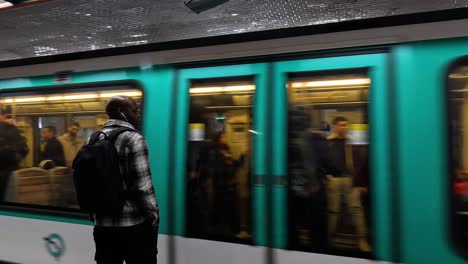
[107,127,135,143]
[89,131,107,144]
[106,127,136,197]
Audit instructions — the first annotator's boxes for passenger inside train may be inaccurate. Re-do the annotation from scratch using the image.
[287,70,371,255]
[448,62,468,249]
[186,79,253,242]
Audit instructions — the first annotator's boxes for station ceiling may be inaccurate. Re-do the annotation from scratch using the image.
[0,0,467,62]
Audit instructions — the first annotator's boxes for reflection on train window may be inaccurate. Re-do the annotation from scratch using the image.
[0,87,142,209]
[186,79,253,243]
[448,61,468,254]
[287,70,372,256]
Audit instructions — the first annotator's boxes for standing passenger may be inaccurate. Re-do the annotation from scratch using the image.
[92,96,159,264]
[212,132,242,237]
[0,105,28,201]
[59,122,84,167]
[325,117,371,252]
[40,126,65,167]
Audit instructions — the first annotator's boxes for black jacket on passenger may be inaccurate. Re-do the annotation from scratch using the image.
[41,137,65,167]
[325,134,351,177]
[0,121,28,170]
[0,121,29,201]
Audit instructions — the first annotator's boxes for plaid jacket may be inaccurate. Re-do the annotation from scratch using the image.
[94,119,159,227]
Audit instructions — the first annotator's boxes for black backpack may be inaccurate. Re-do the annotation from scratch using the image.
[72,127,134,215]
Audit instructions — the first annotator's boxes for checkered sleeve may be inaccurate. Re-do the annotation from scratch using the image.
[129,136,159,224]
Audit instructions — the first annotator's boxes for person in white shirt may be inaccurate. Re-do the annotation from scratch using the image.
[58,121,84,167]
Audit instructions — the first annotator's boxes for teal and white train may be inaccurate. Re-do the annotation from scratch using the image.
[1,19,468,264]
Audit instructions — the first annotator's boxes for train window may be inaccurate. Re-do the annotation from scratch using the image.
[287,70,372,256]
[0,86,142,210]
[448,59,468,256]
[186,78,253,243]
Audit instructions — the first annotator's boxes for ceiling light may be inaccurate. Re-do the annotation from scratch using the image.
[291,78,371,88]
[47,96,64,101]
[190,85,255,94]
[100,91,142,98]
[14,97,46,103]
[449,73,468,79]
[64,94,98,100]
[0,2,13,8]
[2,90,142,104]
[223,85,255,92]
[190,87,223,94]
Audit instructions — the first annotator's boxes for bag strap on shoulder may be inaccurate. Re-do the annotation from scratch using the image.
[107,127,135,143]
[89,131,107,144]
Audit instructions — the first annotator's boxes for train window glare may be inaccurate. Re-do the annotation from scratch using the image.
[287,70,372,257]
[0,87,142,210]
[186,79,254,243]
[448,61,468,255]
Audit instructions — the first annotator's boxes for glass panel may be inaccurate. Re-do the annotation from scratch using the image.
[0,87,142,209]
[186,80,254,243]
[287,71,372,256]
[448,62,468,253]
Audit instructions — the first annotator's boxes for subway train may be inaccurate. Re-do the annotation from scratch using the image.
[1,18,468,264]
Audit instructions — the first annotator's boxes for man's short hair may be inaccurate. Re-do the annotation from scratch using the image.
[44,126,57,135]
[333,116,348,125]
[70,121,81,128]
[105,95,134,118]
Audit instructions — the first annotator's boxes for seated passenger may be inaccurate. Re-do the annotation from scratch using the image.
[40,126,65,167]
[58,121,84,167]
[0,105,28,202]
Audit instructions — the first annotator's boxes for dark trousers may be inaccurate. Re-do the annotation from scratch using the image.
[213,187,239,236]
[93,220,158,264]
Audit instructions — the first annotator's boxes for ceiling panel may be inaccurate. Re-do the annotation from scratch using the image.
[0,0,467,62]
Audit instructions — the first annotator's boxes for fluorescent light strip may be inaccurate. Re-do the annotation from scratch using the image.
[295,95,348,100]
[449,74,468,79]
[190,85,255,94]
[205,105,252,109]
[291,78,371,88]
[451,89,468,93]
[14,97,46,103]
[100,91,142,98]
[2,91,142,103]
[47,96,65,101]
[64,94,98,100]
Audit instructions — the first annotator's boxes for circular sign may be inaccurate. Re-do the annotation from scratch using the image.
[44,233,66,260]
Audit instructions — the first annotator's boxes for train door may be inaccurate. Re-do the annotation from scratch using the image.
[172,63,270,264]
[271,53,396,262]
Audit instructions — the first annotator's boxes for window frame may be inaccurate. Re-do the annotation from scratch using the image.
[0,79,144,219]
